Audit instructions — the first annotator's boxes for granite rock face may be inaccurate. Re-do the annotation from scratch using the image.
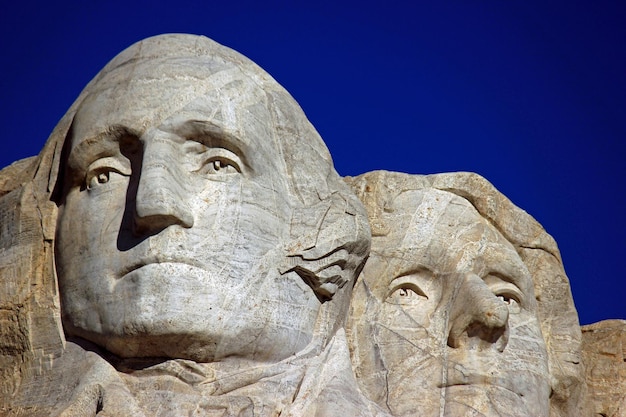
[0,34,380,416]
[345,171,588,417]
[0,33,619,417]
[582,320,626,417]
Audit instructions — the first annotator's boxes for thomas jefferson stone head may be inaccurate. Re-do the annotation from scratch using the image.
[346,171,587,417]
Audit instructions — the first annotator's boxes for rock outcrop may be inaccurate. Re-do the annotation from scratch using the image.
[582,320,626,417]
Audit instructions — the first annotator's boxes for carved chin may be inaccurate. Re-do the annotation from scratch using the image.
[65,322,255,363]
[104,334,220,363]
[59,257,323,364]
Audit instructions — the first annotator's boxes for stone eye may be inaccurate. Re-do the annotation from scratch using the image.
[83,157,131,191]
[86,170,111,190]
[495,291,522,314]
[485,274,525,314]
[208,158,240,174]
[86,169,127,190]
[386,284,428,306]
[497,294,514,304]
[97,172,109,184]
[187,145,244,177]
[398,288,410,297]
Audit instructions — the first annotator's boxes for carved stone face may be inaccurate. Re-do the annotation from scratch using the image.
[350,188,550,416]
[55,59,322,363]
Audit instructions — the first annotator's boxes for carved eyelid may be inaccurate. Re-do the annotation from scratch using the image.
[186,144,244,174]
[484,273,525,305]
[85,157,131,178]
[387,273,430,299]
[83,157,131,190]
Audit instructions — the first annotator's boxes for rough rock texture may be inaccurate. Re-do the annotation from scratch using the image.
[0,32,618,417]
[582,320,626,417]
[345,171,588,417]
[0,34,381,416]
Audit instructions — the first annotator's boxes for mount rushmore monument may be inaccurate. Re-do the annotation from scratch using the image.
[0,34,622,416]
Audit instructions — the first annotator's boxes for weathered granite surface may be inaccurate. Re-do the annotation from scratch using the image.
[582,320,626,417]
[0,33,621,417]
[345,171,588,416]
[0,34,381,416]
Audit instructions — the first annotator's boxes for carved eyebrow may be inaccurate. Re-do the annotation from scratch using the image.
[486,260,529,291]
[387,267,434,295]
[67,125,139,175]
[384,266,436,291]
[474,238,529,285]
[164,119,252,171]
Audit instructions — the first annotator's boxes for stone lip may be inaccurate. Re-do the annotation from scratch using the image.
[437,377,522,397]
[116,258,208,279]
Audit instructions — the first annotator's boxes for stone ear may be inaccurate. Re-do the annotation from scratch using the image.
[280,192,370,303]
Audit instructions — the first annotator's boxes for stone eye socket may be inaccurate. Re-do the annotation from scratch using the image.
[205,157,241,174]
[184,142,244,176]
[83,157,131,191]
[489,284,523,314]
[88,171,109,189]
[484,274,525,314]
[386,283,428,306]
[495,291,522,314]
[496,292,519,304]
[85,169,127,190]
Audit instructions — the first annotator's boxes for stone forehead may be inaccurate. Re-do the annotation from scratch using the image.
[74,58,276,140]
[94,34,274,87]
[384,188,469,230]
[83,38,279,116]
[373,188,513,265]
[376,188,486,239]
[80,34,293,130]
[351,171,507,242]
[89,55,272,98]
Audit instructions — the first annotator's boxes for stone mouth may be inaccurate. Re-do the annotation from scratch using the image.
[117,259,208,279]
[439,381,520,395]
[437,372,525,397]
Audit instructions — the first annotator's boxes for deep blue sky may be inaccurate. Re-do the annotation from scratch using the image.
[1,1,624,325]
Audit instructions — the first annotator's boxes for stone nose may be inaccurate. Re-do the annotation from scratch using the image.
[133,135,194,235]
[446,272,509,351]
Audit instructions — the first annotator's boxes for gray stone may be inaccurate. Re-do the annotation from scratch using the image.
[0,34,380,416]
[345,170,588,416]
[0,32,612,417]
